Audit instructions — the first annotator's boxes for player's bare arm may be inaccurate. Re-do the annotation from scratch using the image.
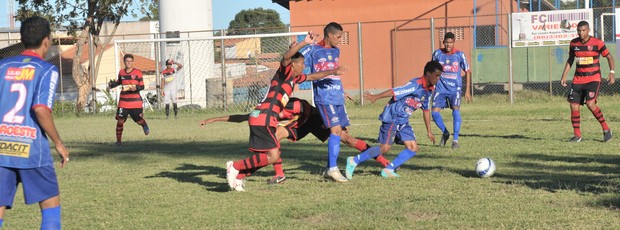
[605,54,615,85]
[306,65,349,81]
[423,109,435,144]
[364,89,394,104]
[281,31,319,67]
[34,107,69,168]
[200,114,250,126]
[464,71,472,103]
[173,60,183,70]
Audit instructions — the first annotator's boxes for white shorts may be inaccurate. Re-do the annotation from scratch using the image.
[163,89,177,104]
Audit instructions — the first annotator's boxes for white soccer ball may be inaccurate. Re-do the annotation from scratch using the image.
[475,157,496,178]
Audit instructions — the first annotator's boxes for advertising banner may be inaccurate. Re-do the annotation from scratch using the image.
[511,9,593,47]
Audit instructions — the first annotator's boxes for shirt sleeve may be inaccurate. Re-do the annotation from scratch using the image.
[459,52,470,72]
[392,81,417,101]
[33,66,59,110]
[599,40,610,57]
[300,45,314,73]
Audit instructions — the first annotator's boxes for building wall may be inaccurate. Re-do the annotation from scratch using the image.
[289,0,517,90]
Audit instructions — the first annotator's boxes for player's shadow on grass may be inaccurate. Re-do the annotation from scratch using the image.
[145,163,230,192]
[459,133,543,140]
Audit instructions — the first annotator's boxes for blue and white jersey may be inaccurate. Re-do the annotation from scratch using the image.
[0,51,59,168]
[432,48,469,94]
[300,41,344,105]
[378,77,433,125]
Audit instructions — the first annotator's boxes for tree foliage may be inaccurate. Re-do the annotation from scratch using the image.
[139,0,159,21]
[227,7,286,35]
[15,0,150,112]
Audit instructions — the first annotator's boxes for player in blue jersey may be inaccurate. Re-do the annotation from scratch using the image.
[431,32,472,149]
[0,16,70,230]
[300,22,350,182]
[346,61,442,179]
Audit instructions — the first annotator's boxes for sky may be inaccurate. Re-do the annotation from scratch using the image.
[0,0,291,29]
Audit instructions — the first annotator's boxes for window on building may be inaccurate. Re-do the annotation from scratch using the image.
[339,31,350,45]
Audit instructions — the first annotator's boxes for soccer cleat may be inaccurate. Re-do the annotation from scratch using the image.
[345,157,358,180]
[143,124,150,136]
[226,161,240,189]
[381,168,400,178]
[451,141,459,149]
[325,168,348,183]
[267,175,286,185]
[114,141,122,146]
[231,179,246,192]
[165,116,169,120]
[569,136,582,142]
[439,132,450,146]
[603,130,612,142]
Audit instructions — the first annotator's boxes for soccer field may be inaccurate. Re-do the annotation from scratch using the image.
[4,93,620,229]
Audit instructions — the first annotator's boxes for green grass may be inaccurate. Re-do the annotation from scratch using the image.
[4,93,620,229]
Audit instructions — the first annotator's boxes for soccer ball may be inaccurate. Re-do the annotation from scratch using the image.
[475,157,496,178]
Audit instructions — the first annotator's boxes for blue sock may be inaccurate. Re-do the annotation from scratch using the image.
[452,110,461,141]
[386,149,416,170]
[432,111,448,133]
[327,134,341,168]
[354,146,380,164]
[41,206,61,230]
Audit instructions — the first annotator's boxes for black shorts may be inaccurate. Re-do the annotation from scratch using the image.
[567,81,600,105]
[285,111,330,142]
[116,108,144,122]
[249,125,279,152]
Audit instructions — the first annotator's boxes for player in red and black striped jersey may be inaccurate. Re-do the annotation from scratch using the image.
[200,98,389,184]
[224,32,349,191]
[108,54,150,145]
[560,21,615,143]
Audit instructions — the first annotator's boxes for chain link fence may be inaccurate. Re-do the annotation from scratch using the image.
[2,3,619,114]
[114,31,304,112]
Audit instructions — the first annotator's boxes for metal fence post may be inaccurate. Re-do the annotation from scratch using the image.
[430,18,435,53]
[220,29,227,112]
[508,14,514,104]
[88,33,97,113]
[358,22,364,106]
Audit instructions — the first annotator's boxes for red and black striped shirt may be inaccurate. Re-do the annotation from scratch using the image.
[278,98,313,129]
[116,68,144,109]
[569,37,610,84]
[249,63,307,127]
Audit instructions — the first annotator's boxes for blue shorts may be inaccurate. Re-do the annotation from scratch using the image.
[378,122,416,145]
[0,166,59,209]
[316,104,350,128]
[432,91,461,109]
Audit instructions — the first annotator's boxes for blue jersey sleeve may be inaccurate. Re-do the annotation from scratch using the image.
[33,66,59,110]
[392,80,419,101]
[458,51,470,72]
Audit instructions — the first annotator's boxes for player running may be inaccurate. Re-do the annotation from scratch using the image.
[225,32,348,191]
[300,22,351,182]
[346,61,442,179]
[560,21,614,143]
[201,98,389,184]
[108,54,150,145]
[0,16,70,229]
[431,32,471,149]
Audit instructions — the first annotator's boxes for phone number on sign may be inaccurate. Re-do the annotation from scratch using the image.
[533,34,572,39]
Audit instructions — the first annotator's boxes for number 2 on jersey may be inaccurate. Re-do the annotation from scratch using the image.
[3,83,27,124]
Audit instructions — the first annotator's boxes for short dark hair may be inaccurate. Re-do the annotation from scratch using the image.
[123,54,134,61]
[577,21,589,28]
[291,52,304,61]
[444,32,455,40]
[324,22,343,38]
[166,59,173,65]
[424,60,443,74]
[20,16,51,49]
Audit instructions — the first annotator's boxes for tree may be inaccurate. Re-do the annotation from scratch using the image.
[16,0,149,112]
[227,8,288,55]
[139,0,159,21]
[228,7,285,34]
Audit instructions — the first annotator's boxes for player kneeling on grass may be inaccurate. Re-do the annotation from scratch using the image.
[345,60,442,179]
[201,98,389,185]
[224,32,349,191]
